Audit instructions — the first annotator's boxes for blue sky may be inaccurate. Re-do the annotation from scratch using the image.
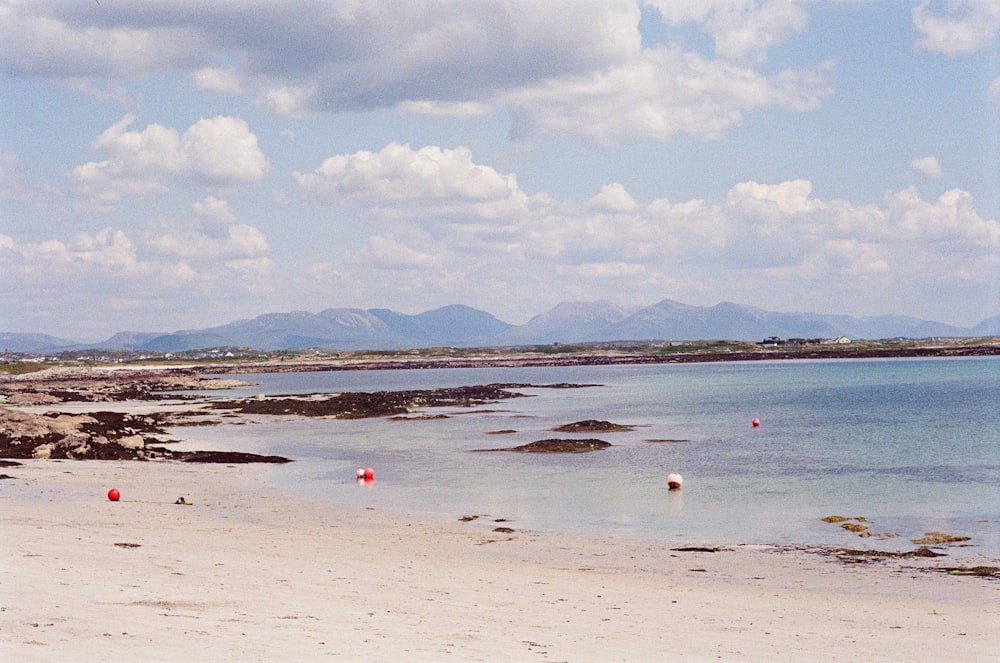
[1,0,998,340]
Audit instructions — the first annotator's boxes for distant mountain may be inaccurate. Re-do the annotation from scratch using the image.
[842,315,968,340]
[200,309,404,351]
[603,301,969,342]
[371,305,513,345]
[3,300,997,354]
[93,331,163,350]
[0,332,80,353]
[972,315,1000,336]
[83,305,513,352]
[496,301,635,344]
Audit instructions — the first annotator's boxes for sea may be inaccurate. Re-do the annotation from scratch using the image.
[188,356,999,558]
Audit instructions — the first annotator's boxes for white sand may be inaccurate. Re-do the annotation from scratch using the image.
[2,459,997,662]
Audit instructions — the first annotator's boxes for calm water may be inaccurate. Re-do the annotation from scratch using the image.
[191,357,1000,557]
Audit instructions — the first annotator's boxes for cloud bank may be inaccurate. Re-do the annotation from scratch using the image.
[2,0,831,145]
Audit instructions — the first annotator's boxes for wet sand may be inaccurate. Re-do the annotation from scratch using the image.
[2,459,997,661]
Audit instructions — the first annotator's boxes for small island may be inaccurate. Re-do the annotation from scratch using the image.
[474,438,612,453]
[553,419,633,433]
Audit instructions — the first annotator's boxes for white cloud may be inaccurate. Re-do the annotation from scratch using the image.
[0,149,57,209]
[192,67,243,94]
[503,46,832,146]
[647,0,809,65]
[180,117,270,184]
[257,84,319,119]
[0,220,275,334]
[912,0,1000,55]
[589,183,639,213]
[0,2,208,78]
[396,100,493,118]
[71,115,269,208]
[909,156,943,179]
[990,76,1000,108]
[146,220,270,262]
[193,196,236,223]
[15,227,139,272]
[356,235,443,270]
[727,179,819,214]
[294,143,526,213]
[887,186,999,245]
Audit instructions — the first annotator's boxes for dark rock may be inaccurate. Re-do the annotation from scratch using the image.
[912,531,971,545]
[553,419,633,433]
[209,384,530,419]
[941,566,1000,578]
[476,438,612,453]
[835,547,946,560]
[179,451,291,464]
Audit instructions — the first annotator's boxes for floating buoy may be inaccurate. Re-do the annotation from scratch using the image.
[107,488,120,501]
[364,467,374,481]
[356,468,365,480]
[666,473,683,490]
[751,418,760,427]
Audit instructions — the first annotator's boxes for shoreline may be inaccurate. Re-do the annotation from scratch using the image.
[4,338,997,380]
[2,458,998,661]
[190,341,1000,375]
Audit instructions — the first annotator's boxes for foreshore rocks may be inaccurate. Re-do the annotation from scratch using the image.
[0,408,288,463]
[0,370,600,463]
[0,367,250,405]
[209,384,533,419]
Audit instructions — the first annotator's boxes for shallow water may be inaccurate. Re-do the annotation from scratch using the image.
[189,356,1000,557]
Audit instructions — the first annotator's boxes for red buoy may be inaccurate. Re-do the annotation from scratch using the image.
[107,488,120,501]
[751,418,760,427]
[364,467,374,481]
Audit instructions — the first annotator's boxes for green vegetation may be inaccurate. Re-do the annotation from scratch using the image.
[2,336,996,372]
[0,361,56,375]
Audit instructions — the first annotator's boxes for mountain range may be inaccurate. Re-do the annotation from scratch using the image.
[3,299,998,354]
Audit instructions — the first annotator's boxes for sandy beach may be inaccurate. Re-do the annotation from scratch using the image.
[2,457,998,662]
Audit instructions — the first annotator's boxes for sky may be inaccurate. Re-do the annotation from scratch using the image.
[1,0,998,340]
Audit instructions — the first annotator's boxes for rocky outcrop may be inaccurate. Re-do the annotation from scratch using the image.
[208,384,534,418]
[0,408,288,463]
[476,438,612,453]
[0,367,249,405]
[553,419,633,432]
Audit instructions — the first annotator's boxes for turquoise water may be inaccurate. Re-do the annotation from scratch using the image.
[195,357,1000,557]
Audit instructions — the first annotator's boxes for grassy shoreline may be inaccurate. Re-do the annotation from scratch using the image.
[4,336,997,376]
